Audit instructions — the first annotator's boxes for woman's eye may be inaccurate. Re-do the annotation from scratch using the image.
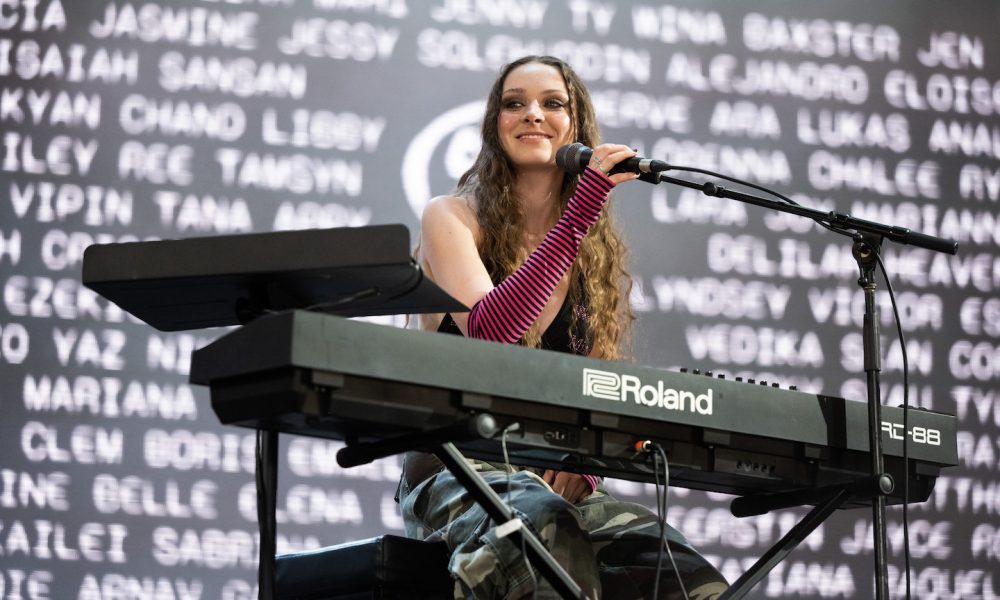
[503,99,567,110]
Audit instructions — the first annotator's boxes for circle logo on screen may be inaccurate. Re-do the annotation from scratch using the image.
[401,100,485,218]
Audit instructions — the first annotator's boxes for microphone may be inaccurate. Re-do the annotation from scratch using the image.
[556,143,671,176]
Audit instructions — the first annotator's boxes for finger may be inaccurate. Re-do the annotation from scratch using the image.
[554,472,585,501]
[602,147,638,168]
[596,142,633,154]
[565,477,587,503]
[566,485,583,503]
[587,153,610,174]
[542,469,556,485]
[604,148,640,185]
[588,144,634,174]
[608,171,640,186]
[551,473,568,496]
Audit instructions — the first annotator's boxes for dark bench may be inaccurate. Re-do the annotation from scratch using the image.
[275,535,453,600]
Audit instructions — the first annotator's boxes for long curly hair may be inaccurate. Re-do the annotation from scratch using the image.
[455,55,633,360]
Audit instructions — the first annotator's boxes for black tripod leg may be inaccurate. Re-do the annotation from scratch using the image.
[720,485,853,599]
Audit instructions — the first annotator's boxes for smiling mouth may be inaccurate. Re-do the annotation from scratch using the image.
[517,133,551,140]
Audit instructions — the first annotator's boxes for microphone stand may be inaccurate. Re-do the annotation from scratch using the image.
[644,170,957,600]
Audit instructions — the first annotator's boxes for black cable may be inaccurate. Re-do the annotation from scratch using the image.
[302,263,426,314]
[655,444,689,600]
[501,423,538,599]
[877,254,912,599]
[381,262,427,304]
[648,443,689,600]
[652,449,666,600]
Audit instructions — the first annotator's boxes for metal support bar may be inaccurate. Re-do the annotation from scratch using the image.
[434,442,589,600]
[257,429,279,600]
[720,485,854,599]
[337,414,499,468]
[730,475,887,518]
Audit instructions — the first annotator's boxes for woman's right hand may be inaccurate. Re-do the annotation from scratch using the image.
[586,143,641,186]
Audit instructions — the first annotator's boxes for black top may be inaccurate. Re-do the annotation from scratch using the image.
[400,292,595,493]
[437,292,593,355]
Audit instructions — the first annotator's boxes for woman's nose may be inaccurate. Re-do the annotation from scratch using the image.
[523,100,543,122]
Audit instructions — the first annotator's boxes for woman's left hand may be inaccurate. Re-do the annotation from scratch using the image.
[586,143,641,186]
[542,469,591,504]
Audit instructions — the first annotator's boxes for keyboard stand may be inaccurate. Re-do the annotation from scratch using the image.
[81,225,471,600]
[257,430,279,600]
[720,476,888,599]
[257,415,895,600]
[334,413,589,600]
[434,442,587,599]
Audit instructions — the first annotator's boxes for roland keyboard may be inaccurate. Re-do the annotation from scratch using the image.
[189,310,957,507]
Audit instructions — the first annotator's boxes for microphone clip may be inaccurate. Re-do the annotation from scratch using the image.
[638,171,662,185]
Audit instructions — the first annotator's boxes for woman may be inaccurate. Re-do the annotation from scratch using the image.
[400,56,727,599]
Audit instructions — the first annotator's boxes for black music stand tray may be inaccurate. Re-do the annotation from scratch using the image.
[82,225,588,600]
[82,224,464,331]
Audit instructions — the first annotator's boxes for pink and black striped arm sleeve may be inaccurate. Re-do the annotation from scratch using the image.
[466,168,614,344]
[581,474,601,495]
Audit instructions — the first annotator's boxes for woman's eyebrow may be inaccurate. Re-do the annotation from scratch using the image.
[502,88,567,95]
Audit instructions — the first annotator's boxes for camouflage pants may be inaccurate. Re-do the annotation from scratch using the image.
[399,461,728,600]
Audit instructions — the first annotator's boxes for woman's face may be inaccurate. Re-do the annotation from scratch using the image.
[497,62,574,170]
